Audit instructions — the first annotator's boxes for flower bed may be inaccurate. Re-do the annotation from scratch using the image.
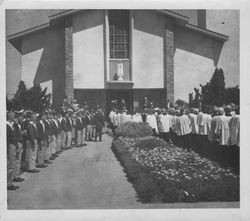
[112,136,239,203]
[115,122,153,138]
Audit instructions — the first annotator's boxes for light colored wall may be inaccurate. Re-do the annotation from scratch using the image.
[174,27,218,101]
[73,10,105,89]
[206,10,239,87]
[6,41,21,99]
[133,10,165,88]
[6,10,64,100]
[21,26,65,106]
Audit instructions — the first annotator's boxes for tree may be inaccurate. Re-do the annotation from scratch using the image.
[208,68,226,106]
[225,86,239,106]
[9,81,51,112]
[189,68,239,108]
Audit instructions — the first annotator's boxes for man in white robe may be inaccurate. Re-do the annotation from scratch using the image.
[146,110,159,136]
[175,109,192,151]
[158,109,171,142]
[188,108,199,152]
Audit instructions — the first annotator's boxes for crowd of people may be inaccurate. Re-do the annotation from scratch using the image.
[6,100,105,191]
[109,97,240,172]
[6,95,240,190]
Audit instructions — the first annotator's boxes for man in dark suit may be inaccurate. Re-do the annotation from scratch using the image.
[51,111,60,155]
[13,111,25,182]
[76,110,83,147]
[7,110,19,190]
[56,111,63,153]
[26,112,40,173]
[94,109,105,141]
[81,110,87,146]
[43,112,53,163]
[20,111,30,171]
[36,113,47,168]
[65,110,73,149]
[48,111,58,156]
[61,110,67,150]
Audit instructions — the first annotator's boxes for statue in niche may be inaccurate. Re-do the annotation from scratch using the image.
[117,60,124,81]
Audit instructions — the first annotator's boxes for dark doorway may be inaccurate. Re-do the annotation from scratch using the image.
[107,89,133,115]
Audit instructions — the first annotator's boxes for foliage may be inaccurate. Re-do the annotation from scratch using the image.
[189,68,239,107]
[8,81,51,112]
[174,99,188,109]
[225,86,240,106]
[115,122,153,138]
[112,136,239,203]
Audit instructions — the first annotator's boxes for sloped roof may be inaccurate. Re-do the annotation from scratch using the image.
[7,9,228,42]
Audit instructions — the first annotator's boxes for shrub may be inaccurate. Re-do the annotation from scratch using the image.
[8,81,51,112]
[115,122,153,138]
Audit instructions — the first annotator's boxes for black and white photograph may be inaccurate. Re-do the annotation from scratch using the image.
[1,0,250,220]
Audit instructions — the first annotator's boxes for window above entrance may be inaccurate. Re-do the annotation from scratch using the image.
[109,10,130,59]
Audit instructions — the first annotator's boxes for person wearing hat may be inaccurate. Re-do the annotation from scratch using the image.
[81,109,87,146]
[65,110,73,149]
[76,110,84,147]
[36,113,47,168]
[6,110,19,190]
[86,110,94,141]
[56,111,63,153]
[90,109,96,140]
[71,111,77,146]
[20,110,30,171]
[13,110,25,181]
[26,112,39,172]
[43,111,53,162]
[61,109,67,150]
[51,111,61,154]
[49,111,58,157]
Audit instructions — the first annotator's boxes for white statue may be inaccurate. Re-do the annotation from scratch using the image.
[117,60,124,81]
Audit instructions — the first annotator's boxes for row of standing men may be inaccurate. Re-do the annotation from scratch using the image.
[109,105,240,171]
[6,108,105,190]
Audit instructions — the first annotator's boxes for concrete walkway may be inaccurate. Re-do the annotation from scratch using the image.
[8,134,140,209]
[8,134,239,209]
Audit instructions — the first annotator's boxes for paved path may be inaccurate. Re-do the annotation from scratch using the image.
[8,134,140,209]
[8,133,239,209]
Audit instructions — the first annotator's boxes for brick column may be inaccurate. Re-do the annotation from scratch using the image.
[65,23,74,100]
[164,19,175,103]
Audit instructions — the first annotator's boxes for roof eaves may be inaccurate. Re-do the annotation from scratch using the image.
[49,9,81,20]
[158,9,189,22]
[185,23,229,42]
[7,22,50,41]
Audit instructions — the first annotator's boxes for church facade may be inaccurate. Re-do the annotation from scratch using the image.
[7,10,238,114]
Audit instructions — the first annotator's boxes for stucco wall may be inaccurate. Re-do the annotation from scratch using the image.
[174,27,220,101]
[6,41,21,99]
[133,10,165,89]
[206,10,239,87]
[21,25,65,106]
[73,10,105,89]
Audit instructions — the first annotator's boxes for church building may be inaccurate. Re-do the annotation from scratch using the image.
[6,9,239,114]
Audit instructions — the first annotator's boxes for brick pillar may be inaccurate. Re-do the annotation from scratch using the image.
[65,23,74,100]
[164,19,175,103]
